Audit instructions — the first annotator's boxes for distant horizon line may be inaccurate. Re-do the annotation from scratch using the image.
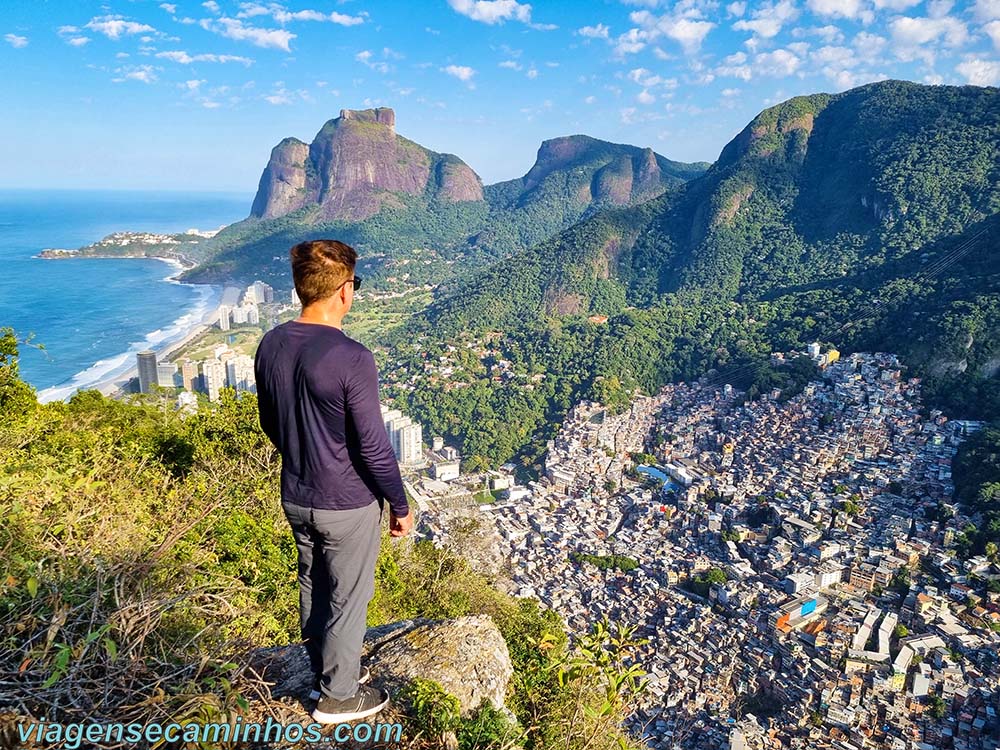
[0,187,256,195]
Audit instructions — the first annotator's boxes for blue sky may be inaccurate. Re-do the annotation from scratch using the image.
[2,0,999,191]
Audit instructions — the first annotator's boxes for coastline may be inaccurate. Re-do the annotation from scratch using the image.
[35,257,224,403]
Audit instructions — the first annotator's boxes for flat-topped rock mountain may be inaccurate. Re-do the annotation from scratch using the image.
[250,107,484,222]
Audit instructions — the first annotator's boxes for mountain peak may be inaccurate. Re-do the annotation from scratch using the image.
[339,107,395,130]
[249,106,483,222]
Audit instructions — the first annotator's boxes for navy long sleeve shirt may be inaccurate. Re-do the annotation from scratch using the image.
[253,320,410,517]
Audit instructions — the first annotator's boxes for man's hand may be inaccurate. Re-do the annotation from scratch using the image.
[389,511,413,537]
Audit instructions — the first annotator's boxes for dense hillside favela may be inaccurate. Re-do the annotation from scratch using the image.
[5,79,1000,749]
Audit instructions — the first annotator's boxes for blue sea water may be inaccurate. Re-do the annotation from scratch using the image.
[0,190,251,401]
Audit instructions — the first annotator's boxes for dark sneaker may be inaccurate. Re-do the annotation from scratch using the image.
[309,666,370,701]
[312,684,389,724]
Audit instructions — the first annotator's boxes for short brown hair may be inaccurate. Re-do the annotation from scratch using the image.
[290,239,357,307]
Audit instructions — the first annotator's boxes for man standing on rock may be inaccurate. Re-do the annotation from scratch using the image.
[254,239,412,723]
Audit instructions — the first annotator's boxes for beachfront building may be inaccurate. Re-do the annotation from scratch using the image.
[245,281,274,305]
[136,350,157,394]
[225,354,256,394]
[201,360,226,402]
[217,305,231,331]
[180,360,199,392]
[156,362,178,388]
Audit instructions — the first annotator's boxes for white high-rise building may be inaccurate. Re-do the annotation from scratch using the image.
[397,422,423,464]
[225,354,256,393]
[156,362,178,388]
[246,304,260,325]
[382,409,402,434]
[231,305,249,325]
[201,360,226,402]
[387,416,411,459]
[217,305,231,331]
[808,342,821,359]
[246,280,274,305]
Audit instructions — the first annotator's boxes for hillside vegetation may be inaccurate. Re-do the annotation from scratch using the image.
[381,81,1000,471]
[0,330,644,750]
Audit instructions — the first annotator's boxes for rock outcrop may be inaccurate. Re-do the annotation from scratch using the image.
[250,108,485,223]
[251,615,513,717]
[513,134,702,210]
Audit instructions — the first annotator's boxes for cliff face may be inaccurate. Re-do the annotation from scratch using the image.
[250,107,485,222]
[516,134,704,209]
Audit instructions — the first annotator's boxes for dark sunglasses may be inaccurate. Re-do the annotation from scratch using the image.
[339,275,362,292]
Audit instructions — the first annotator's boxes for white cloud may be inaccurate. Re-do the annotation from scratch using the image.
[756,48,803,75]
[578,23,610,39]
[265,88,292,105]
[203,1,221,13]
[4,33,28,48]
[584,95,597,104]
[442,64,476,81]
[627,67,677,88]
[113,64,158,83]
[156,50,254,65]
[160,3,178,13]
[852,31,888,62]
[84,15,156,40]
[928,0,954,18]
[68,37,91,46]
[829,69,889,88]
[665,17,715,52]
[793,24,845,43]
[718,47,803,79]
[813,45,857,67]
[526,66,538,78]
[447,0,533,25]
[986,20,1000,50]
[355,49,391,73]
[619,8,715,55]
[613,28,648,55]
[715,50,753,79]
[807,0,872,22]
[637,89,655,104]
[721,87,741,96]
[873,0,921,8]
[200,17,296,50]
[889,15,968,61]
[733,0,798,39]
[236,3,365,26]
[956,56,1000,85]
[499,59,522,70]
[727,1,747,16]
[183,79,205,90]
[974,0,1000,22]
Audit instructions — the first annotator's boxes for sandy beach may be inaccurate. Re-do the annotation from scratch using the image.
[89,319,214,398]
[35,258,229,403]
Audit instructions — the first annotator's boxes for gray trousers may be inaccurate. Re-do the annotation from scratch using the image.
[281,500,382,700]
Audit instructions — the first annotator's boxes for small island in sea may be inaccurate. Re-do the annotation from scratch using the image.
[37,227,223,267]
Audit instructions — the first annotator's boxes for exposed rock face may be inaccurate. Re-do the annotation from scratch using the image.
[251,615,513,717]
[519,134,689,208]
[250,108,484,223]
[250,138,311,219]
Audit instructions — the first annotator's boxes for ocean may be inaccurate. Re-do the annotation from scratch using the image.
[0,189,252,402]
